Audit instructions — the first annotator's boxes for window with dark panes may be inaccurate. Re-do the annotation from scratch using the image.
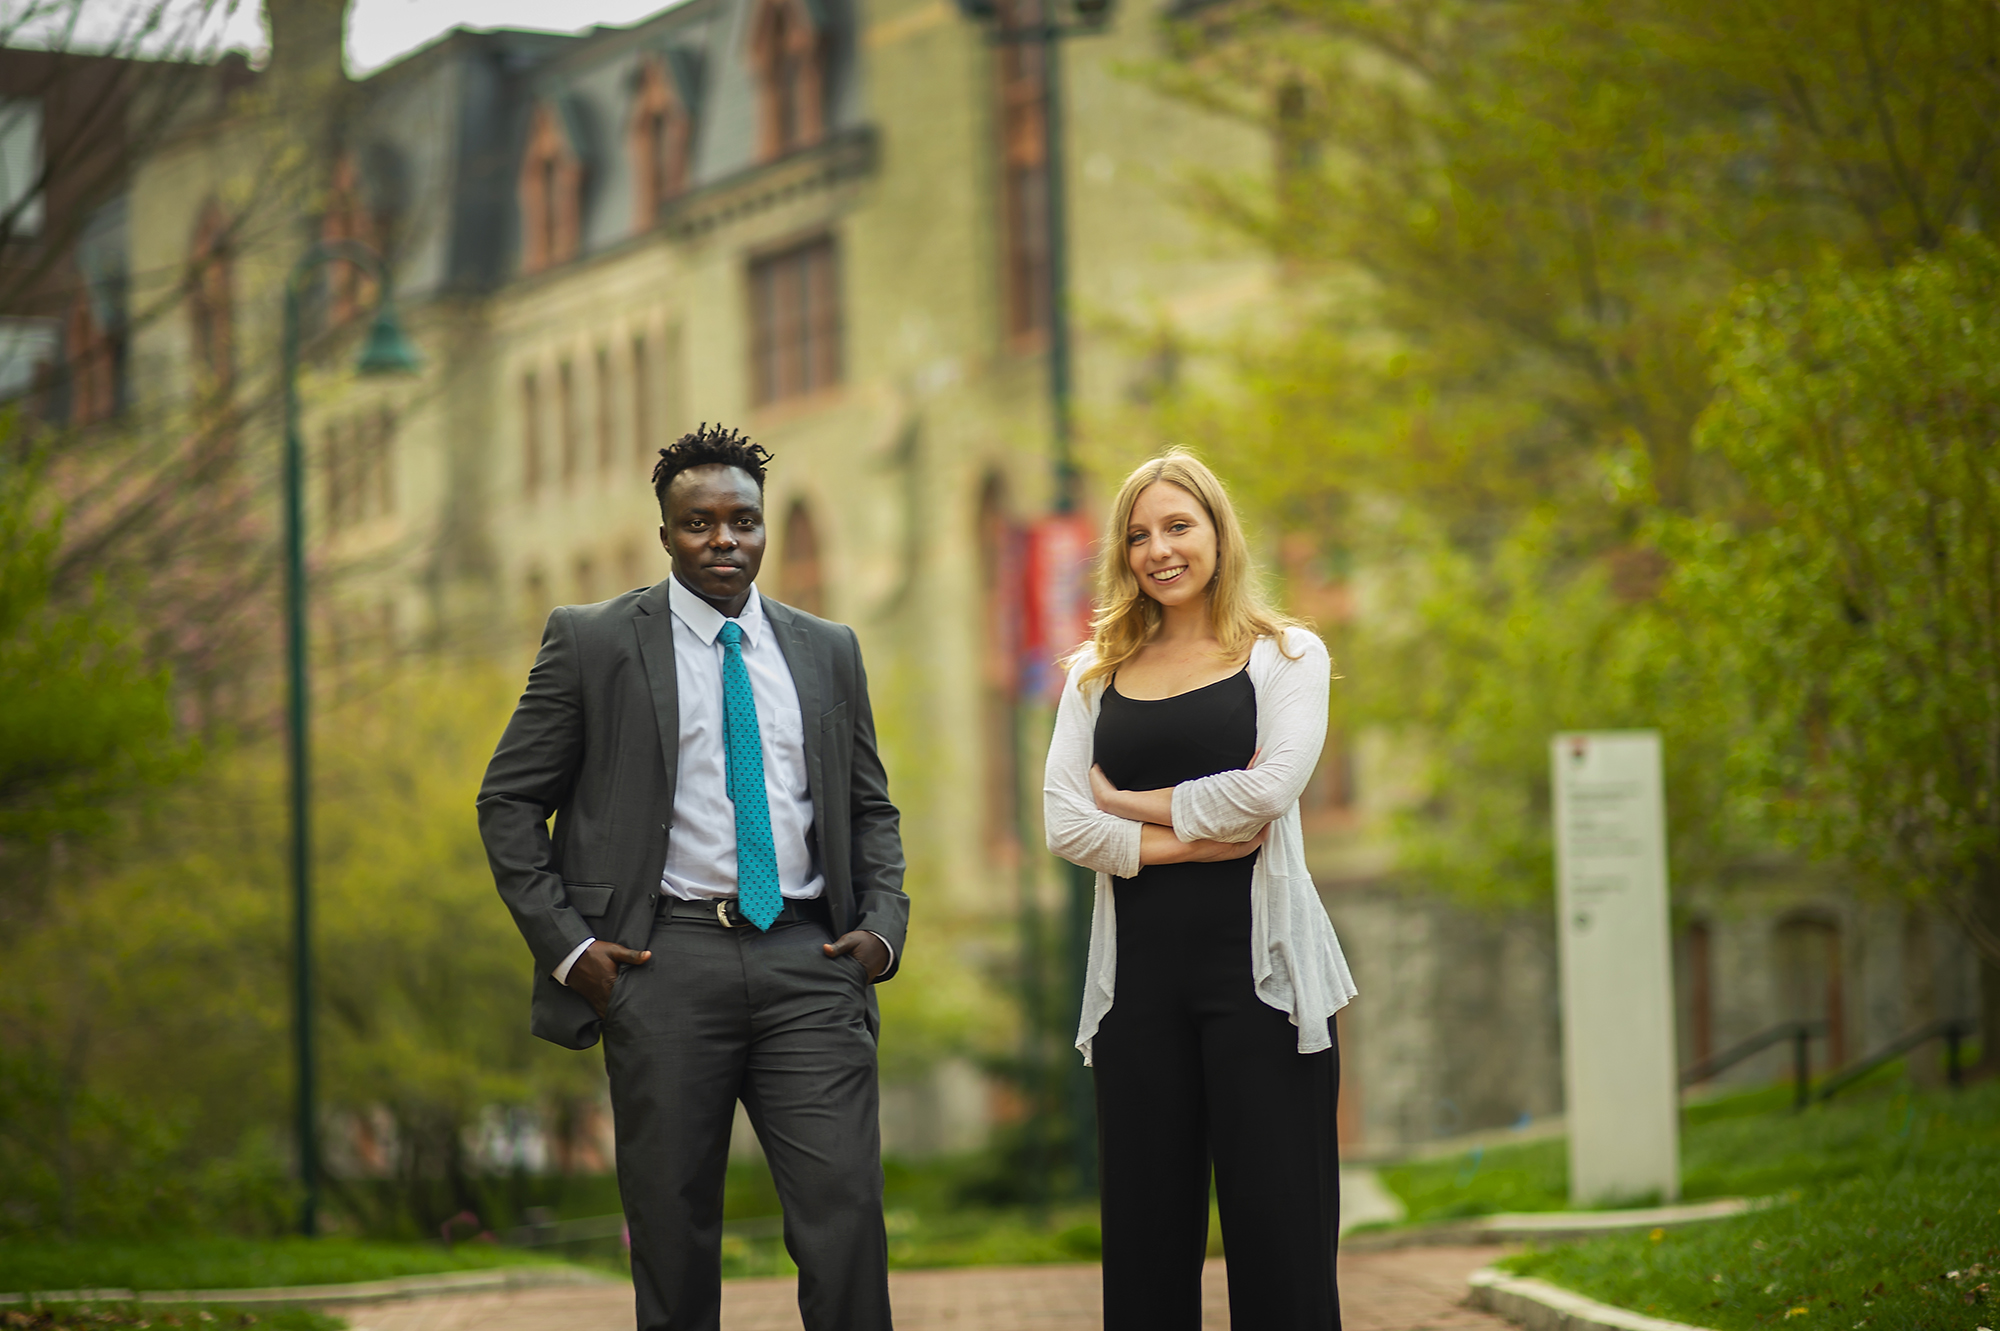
[558,360,578,485]
[595,345,615,472]
[631,332,652,461]
[749,237,841,406]
[522,371,542,497]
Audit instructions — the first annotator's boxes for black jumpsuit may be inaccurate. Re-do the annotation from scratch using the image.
[1091,668,1341,1331]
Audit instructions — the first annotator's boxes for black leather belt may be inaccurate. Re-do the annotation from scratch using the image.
[660,896,822,928]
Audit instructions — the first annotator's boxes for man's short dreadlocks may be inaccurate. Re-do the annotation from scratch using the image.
[651,423,775,513]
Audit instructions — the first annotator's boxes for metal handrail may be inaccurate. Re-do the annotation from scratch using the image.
[504,1210,786,1248]
[1814,1018,1978,1103]
[503,1213,627,1247]
[1680,1019,1826,1109]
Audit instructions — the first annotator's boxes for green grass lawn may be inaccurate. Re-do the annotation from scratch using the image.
[1380,1068,1981,1224]
[0,1236,563,1294]
[1494,1078,2000,1331]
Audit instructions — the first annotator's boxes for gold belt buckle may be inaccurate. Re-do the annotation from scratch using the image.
[715,899,737,928]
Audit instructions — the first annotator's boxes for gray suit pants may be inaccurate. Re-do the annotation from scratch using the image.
[602,905,891,1331]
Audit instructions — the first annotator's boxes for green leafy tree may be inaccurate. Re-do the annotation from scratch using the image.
[0,437,186,882]
[1354,510,1752,908]
[1677,235,2000,1070]
[1131,0,2000,932]
[0,664,605,1239]
[1155,0,1998,518]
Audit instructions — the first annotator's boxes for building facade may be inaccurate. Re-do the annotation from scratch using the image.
[104,0,1977,1169]
[120,0,1273,1155]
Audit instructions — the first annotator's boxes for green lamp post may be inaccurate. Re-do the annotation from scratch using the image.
[280,240,421,1237]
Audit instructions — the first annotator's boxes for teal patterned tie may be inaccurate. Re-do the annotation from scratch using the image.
[718,620,781,931]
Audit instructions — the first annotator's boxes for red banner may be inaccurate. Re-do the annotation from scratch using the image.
[1019,514,1095,701]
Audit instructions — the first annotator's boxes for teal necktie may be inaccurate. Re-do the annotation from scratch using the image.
[719,620,781,931]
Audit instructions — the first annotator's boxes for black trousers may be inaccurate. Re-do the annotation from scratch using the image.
[601,904,891,1331]
[1093,876,1341,1331]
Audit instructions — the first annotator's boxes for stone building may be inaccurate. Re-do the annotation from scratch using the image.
[117,0,1274,1157]
[96,0,1982,1169]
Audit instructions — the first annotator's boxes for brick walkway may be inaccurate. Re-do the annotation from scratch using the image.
[338,1245,1513,1331]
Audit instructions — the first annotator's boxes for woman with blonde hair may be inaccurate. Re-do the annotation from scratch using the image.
[1044,450,1356,1330]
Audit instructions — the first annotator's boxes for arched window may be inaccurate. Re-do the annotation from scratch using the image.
[558,359,579,487]
[189,201,233,392]
[629,57,692,226]
[65,290,115,426]
[1774,914,1845,1069]
[521,370,543,498]
[594,345,615,473]
[519,104,584,273]
[749,0,825,162]
[778,497,825,616]
[978,475,1021,864]
[321,153,378,324]
[630,330,654,463]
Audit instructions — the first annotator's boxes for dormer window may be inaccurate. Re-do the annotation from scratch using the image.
[749,0,825,161]
[630,57,692,227]
[519,103,584,273]
[321,153,377,324]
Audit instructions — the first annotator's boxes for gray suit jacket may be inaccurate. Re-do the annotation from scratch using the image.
[477,579,909,1050]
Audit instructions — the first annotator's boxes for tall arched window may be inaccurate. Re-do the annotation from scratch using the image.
[995,0,1049,345]
[189,202,234,392]
[778,497,825,616]
[631,330,654,463]
[65,290,115,426]
[521,370,543,498]
[978,475,1021,864]
[519,104,583,273]
[595,344,615,473]
[629,57,692,227]
[749,0,825,161]
[558,359,579,487]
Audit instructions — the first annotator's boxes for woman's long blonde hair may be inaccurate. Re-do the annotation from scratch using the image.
[1070,450,1303,691]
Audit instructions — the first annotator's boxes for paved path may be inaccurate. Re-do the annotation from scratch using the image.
[339,1245,1513,1331]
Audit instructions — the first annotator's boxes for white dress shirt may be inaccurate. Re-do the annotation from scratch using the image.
[1044,628,1357,1062]
[557,577,889,983]
[657,578,825,903]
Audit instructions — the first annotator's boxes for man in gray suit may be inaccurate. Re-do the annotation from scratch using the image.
[478,423,907,1331]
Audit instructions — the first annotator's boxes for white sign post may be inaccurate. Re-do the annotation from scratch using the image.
[1552,730,1680,1207]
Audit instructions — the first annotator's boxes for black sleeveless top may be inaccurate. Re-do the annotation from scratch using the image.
[1093,668,1259,891]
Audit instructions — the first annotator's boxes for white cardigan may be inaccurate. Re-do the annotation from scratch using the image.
[1044,628,1359,1064]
